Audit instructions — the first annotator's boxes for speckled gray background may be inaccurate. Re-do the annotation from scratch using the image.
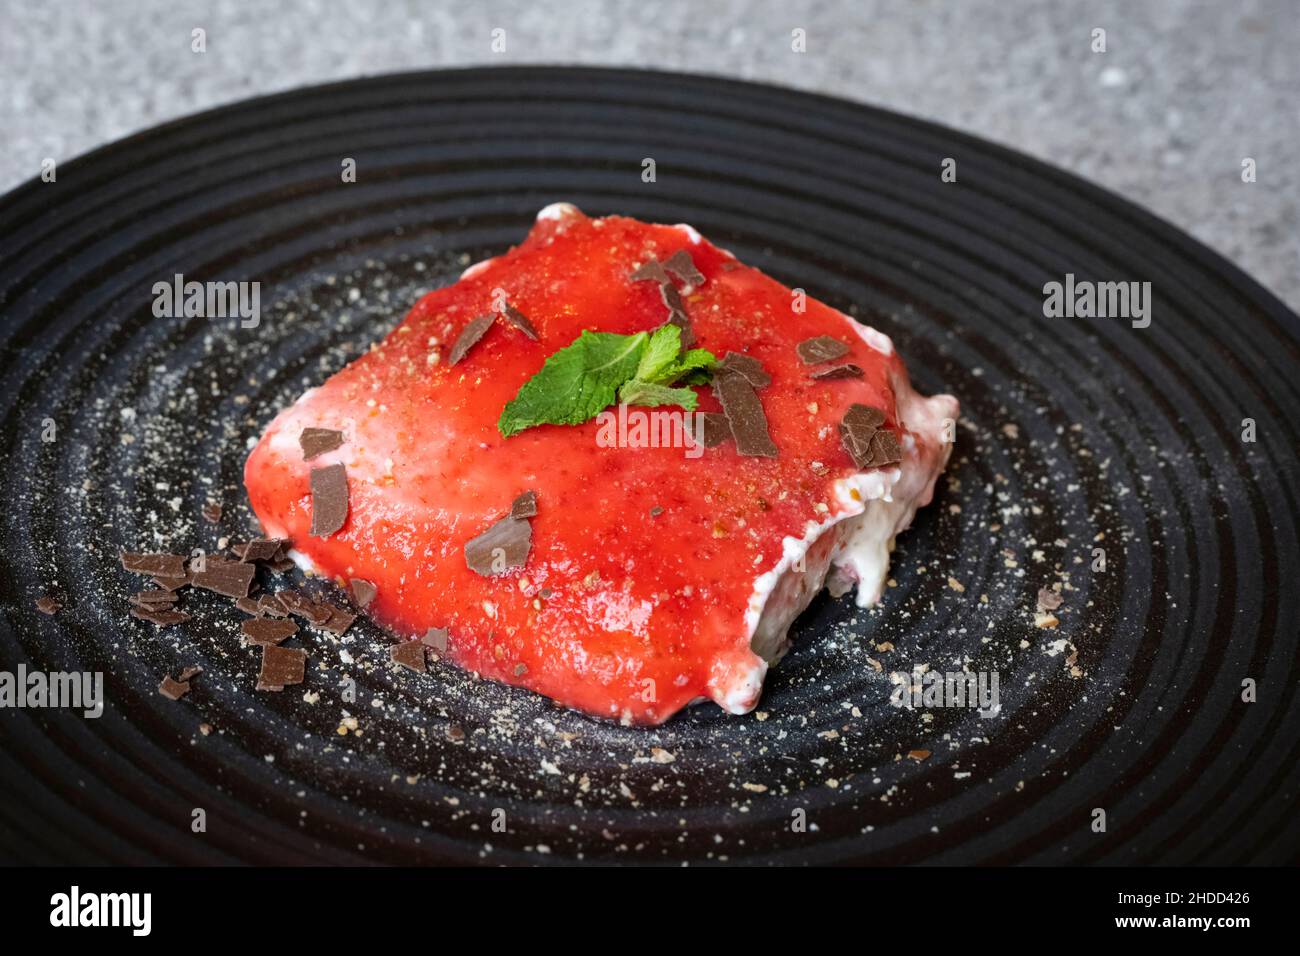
[3,0,1297,309]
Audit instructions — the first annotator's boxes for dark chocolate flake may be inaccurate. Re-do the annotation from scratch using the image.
[866,429,902,467]
[662,296,696,348]
[448,313,495,366]
[201,502,223,524]
[151,570,192,591]
[131,606,192,627]
[660,280,686,314]
[796,336,850,365]
[309,463,349,537]
[712,373,778,458]
[242,617,299,647]
[321,605,356,636]
[257,593,289,617]
[191,557,257,599]
[35,595,62,615]
[699,411,731,448]
[235,537,288,563]
[258,646,307,688]
[158,676,191,701]
[278,591,332,625]
[422,627,449,653]
[235,596,262,616]
[391,641,427,673]
[120,551,187,578]
[718,352,772,388]
[809,363,863,381]
[510,490,538,519]
[838,403,898,469]
[131,589,178,606]
[350,579,377,608]
[630,260,671,284]
[299,427,344,461]
[501,305,539,341]
[663,249,706,286]
[465,515,532,576]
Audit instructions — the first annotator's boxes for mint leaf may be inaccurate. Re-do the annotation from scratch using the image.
[497,325,718,437]
[633,324,683,384]
[498,330,648,437]
[617,379,700,411]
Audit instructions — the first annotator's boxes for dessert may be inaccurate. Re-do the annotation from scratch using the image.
[244,204,958,724]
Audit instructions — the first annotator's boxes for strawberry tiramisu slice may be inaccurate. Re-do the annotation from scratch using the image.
[244,204,958,724]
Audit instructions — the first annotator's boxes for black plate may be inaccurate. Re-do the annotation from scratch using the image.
[1,67,1297,865]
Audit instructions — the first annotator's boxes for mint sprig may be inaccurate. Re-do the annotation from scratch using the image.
[498,325,715,438]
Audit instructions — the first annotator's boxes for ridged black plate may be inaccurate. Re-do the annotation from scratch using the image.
[1,68,1297,865]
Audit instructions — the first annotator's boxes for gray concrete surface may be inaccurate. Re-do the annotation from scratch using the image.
[2,0,1297,310]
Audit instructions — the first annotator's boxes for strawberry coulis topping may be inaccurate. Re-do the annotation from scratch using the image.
[244,207,923,723]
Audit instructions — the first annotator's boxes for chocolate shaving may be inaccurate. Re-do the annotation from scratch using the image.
[177,666,203,682]
[191,557,257,599]
[465,513,532,576]
[151,571,192,591]
[422,627,449,653]
[510,490,538,520]
[796,336,850,365]
[630,260,671,284]
[699,412,731,448]
[663,249,705,286]
[632,257,698,347]
[35,595,62,615]
[235,538,287,563]
[201,502,223,524]
[242,617,299,647]
[258,646,307,689]
[660,281,686,314]
[658,282,697,348]
[120,551,187,578]
[391,641,427,673]
[809,363,863,381]
[867,429,902,467]
[309,463,349,537]
[320,606,356,636]
[448,313,494,366]
[158,676,191,700]
[838,403,900,469]
[257,593,289,617]
[718,352,772,388]
[712,373,777,458]
[501,305,539,341]
[298,427,344,461]
[235,596,262,615]
[278,591,333,626]
[350,579,377,608]
[664,304,695,349]
[131,606,192,627]
[1037,588,1064,612]
[132,589,178,606]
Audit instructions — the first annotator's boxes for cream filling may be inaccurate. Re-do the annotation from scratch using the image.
[707,362,959,715]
